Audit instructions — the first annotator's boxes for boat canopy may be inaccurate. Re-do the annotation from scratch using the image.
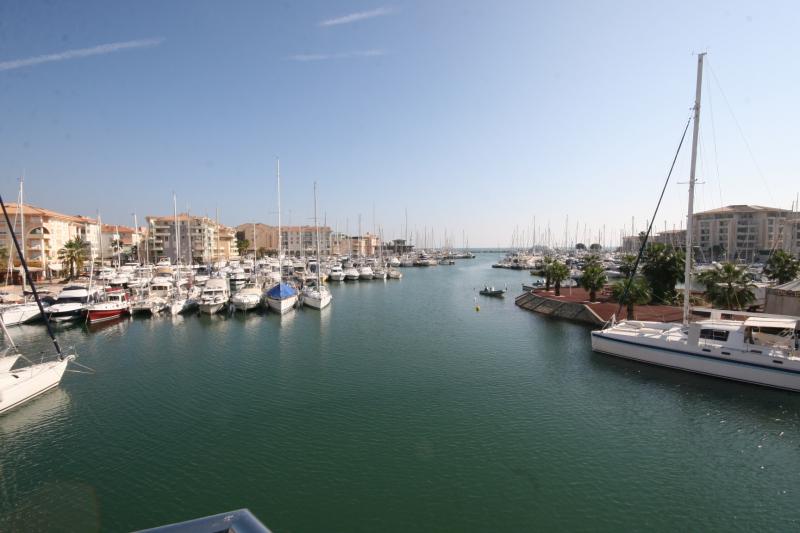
[744,317,798,330]
[267,283,297,299]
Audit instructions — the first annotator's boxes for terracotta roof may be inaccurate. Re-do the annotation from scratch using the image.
[101,224,136,233]
[2,202,98,224]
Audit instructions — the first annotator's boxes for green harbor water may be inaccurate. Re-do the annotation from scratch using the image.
[1,255,800,532]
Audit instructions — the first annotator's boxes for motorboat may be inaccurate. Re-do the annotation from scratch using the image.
[388,268,403,279]
[46,285,100,322]
[229,267,248,292]
[358,265,374,280]
[329,264,346,282]
[264,282,298,315]
[479,285,507,297]
[344,264,360,281]
[87,288,130,323]
[198,277,229,315]
[231,282,263,312]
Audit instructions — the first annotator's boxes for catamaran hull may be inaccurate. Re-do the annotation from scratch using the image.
[266,296,297,315]
[0,357,72,414]
[590,332,800,392]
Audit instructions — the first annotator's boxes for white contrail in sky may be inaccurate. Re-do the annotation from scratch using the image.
[0,38,165,72]
[319,7,394,27]
[287,49,386,62]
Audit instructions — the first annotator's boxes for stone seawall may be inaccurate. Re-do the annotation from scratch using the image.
[514,291,605,326]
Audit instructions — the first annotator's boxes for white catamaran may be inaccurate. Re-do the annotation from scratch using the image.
[591,54,800,392]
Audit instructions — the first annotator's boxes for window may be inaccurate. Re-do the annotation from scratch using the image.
[700,329,729,341]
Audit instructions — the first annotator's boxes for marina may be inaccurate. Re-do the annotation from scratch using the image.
[1,254,799,531]
[3,2,800,531]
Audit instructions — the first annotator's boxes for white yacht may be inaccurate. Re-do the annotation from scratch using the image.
[231,282,263,312]
[46,285,100,322]
[198,277,229,315]
[329,264,346,282]
[358,264,374,280]
[344,264,360,281]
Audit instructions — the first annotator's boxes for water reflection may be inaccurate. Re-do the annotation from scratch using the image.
[0,387,70,437]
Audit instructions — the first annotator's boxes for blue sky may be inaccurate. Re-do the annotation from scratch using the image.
[1,0,798,247]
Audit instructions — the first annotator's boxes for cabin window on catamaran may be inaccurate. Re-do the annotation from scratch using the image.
[699,329,730,342]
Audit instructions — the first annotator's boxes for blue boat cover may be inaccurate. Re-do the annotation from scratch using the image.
[267,282,297,299]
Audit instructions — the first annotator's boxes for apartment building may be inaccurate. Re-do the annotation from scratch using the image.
[235,223,280,254]
[692,205,794,262]
[146,214,237,263]
[0,203,100,277]
[281,225,333,256]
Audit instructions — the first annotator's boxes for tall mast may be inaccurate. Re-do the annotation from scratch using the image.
[683,53,705,326]
[97,211,103,268]
[115,225,121,267]
[277,158,282,275]
[173,192,180,265]
[314,182,321,287]
[132,212,140,264]
[19,176,25,292]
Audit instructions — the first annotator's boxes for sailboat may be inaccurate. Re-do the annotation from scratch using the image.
[2,179,47,326]
[0,194,76,414]
[302,183,332,310]
[169,192,189,315]
[591,54,800,392]
[264,159,299,314]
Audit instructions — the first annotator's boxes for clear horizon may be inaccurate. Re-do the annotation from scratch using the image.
[1,1,799,247]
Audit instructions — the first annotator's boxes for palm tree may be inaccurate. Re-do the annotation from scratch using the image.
[535,256,554,291]
[580,261,607,302]
[764,249,800,285]
[696,262,756,310]
[58,237,87,280]
[612,276,652,320]
[618,254,637,278]
[236,238,250,257]
[641,243,685,304]
[549,260,570,296]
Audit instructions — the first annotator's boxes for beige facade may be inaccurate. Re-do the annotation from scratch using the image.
[281,225,333,256]
[347,232,380,257]
[0,203,100,275]
[693,205,794,262]
[146,214,236,263]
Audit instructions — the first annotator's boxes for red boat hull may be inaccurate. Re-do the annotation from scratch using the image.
[87,308,129,323]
